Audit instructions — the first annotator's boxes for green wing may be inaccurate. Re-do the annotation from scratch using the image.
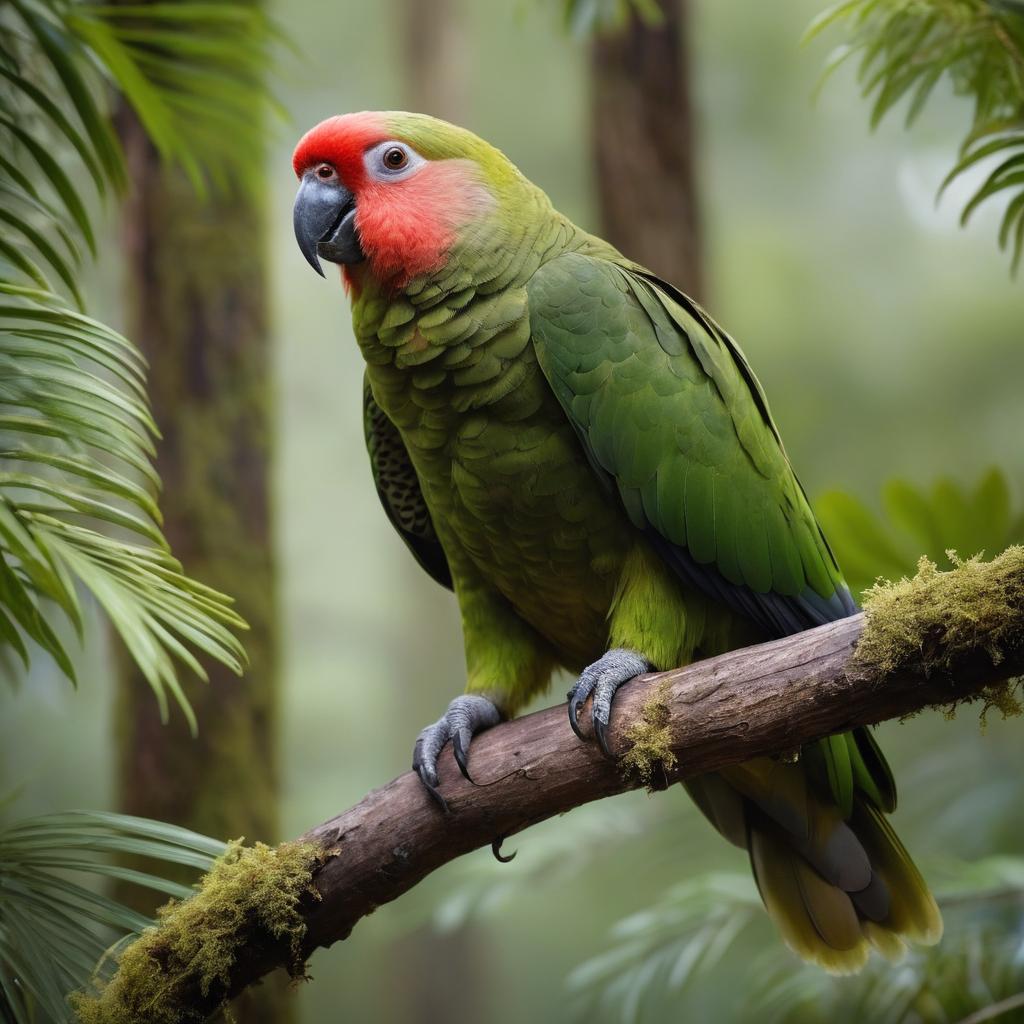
[363,375,452,590]
[527,251,857,638]
[527,251,888,816]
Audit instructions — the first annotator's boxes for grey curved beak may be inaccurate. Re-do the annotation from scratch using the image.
[293,172,363,276]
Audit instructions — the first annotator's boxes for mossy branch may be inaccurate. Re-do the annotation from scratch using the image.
[74,548,1024,1023]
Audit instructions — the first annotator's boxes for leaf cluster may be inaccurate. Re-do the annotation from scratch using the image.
[0,0,281,720]
[1,5,280,1022]
[806,0,1024,270]
[816,468,1024,597]
[570,858,1024,1024]
[0,811,225,1024]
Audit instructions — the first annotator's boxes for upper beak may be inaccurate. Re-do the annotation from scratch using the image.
[293,172,363,277]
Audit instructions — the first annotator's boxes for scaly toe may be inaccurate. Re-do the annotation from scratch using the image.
[411,695,502,807]
[566,649,652,755]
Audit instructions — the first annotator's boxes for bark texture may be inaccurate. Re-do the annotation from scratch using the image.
[590,0,703,297]
[114,101,283,1023]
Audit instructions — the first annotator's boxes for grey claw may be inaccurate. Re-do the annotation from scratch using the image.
[413,734,449,811]
[567,692,586,740]
[410,695,502,806]
[565,649,651,756]
[419,771,449,813]
[453,729,473,782]
[566,669,599,739]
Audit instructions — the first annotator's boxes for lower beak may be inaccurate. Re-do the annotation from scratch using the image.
[293,173,363,276]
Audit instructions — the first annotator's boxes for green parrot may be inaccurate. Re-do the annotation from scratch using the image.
[292,111,941,972]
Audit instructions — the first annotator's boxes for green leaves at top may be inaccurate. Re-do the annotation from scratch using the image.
[815,468,1024,597]
[806,0,1024,272]
[559,0,664,38]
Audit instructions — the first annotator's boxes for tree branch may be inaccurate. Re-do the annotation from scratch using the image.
[77,551,1024,1022]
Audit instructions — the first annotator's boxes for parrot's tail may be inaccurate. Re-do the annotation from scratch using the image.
[684,748,942,974]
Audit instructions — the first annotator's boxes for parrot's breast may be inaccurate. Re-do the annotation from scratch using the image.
[443,390,632,668]
[355,283,636,669]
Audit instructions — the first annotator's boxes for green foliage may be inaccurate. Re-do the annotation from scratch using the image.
[559,0,663,38]
[569,859,1024,1024]
[816,468,1024,597]
[1,5,281,1021]
[0,810,225,1024]
[568,873,763,1023]
[0,0,282,721]
[806,0,1024,270]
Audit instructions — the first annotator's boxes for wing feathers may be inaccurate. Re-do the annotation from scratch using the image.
[528,251,856,638]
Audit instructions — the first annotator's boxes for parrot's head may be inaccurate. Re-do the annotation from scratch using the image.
[292,111,539,289]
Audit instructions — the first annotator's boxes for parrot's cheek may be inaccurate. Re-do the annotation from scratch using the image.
[317,207,364,266]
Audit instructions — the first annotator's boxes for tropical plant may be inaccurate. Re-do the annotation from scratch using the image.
[806,0,1024,271]
[568,857,1024,1024]
[1,1,277,1020]
[0,812,225,1024]
[816,468,1024,596]
[0,0,276,723]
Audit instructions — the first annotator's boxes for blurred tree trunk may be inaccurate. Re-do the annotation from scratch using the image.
[400,0,468,123]
[113,32,285,1024]
[589,0,704,298]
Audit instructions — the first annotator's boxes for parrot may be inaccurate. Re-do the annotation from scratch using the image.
[291,111,942,972]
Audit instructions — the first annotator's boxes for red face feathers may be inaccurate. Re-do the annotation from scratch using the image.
[292,113,495,287]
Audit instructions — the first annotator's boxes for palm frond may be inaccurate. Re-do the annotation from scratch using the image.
[0,810,225,1024]
[62,1,280,196]
[0,0,283,714]
[567,873,763,1024]
[571,860,1024,1024]
[806,0,1024,271]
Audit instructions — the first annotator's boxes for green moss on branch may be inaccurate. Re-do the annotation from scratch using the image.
[855,545,1024,718]
[620,680,677,788]
[72,839,325,1024]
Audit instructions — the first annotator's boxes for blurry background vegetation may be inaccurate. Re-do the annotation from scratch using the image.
[2,0,1023,1021]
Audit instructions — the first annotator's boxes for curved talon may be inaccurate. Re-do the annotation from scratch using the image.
[565,649,652,756]
[491,836,517,863]
[567,692,586,740]
[593,717,614,759]
[410,695,502,806]
[452,729,474,782]
[418,770,450,813]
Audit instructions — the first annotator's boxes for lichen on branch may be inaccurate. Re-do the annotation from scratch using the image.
[855,545,1024,718]
[71,839,325,1024]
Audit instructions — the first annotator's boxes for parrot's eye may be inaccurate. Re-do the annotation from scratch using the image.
[382,146,409,171]
[315,163,336,181]
[364,141,424,181]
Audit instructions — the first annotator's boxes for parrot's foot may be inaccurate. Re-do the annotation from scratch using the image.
[412,694,503,810]
[567,648,652,758]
